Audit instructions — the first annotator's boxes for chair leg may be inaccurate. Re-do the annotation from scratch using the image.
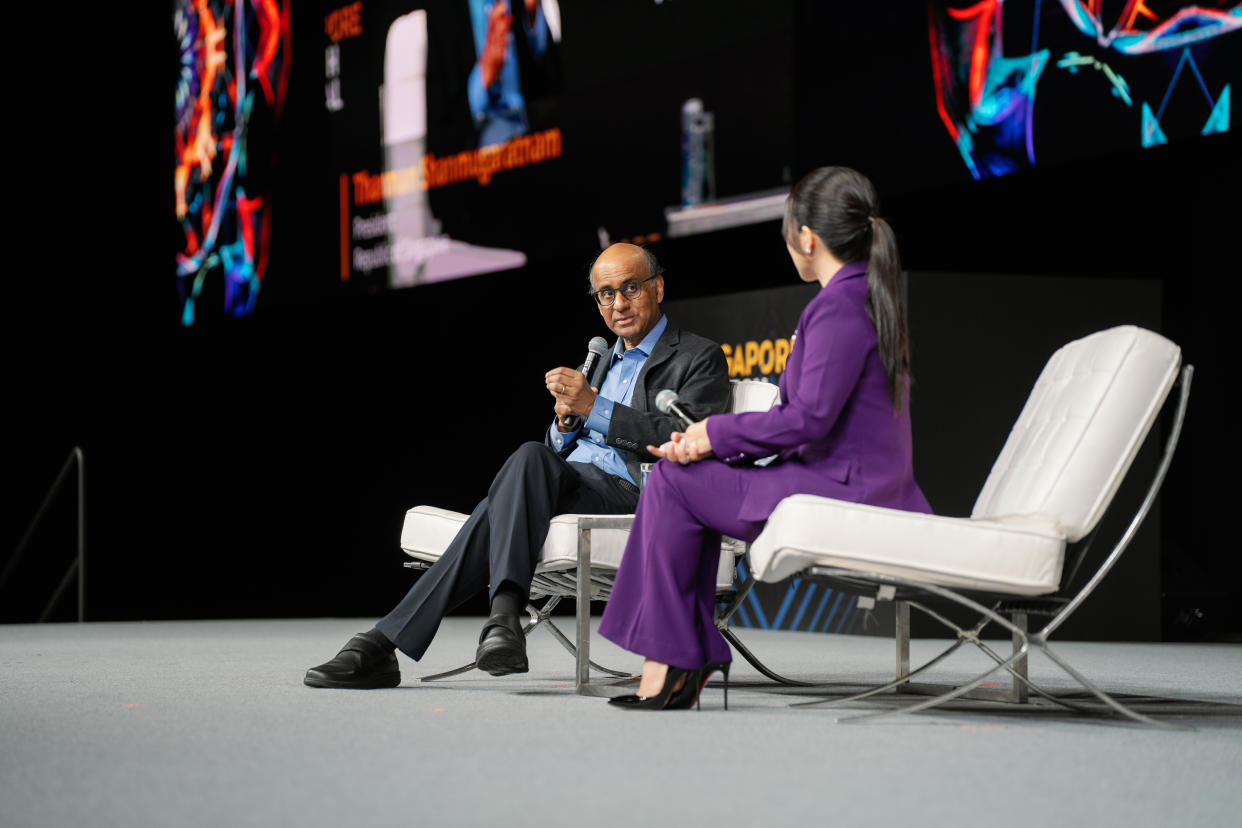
[791,637,968,708]
[896,599,910,680]
[538,614,632,678]
[812,575,1191,728]
[1033,636,1191,730]
[793,601,997,708]
[714,562,754,628]
[778,586,1096,713]
[806,573,1042,722]
[837,641,1032,724]
[719,626,818,687]
[793,601,1075,710]
[714,559,819,687]
[854,601,1080,718]
[852,634,1188,729]
[575,528,592,692]
[801,596,1120,716]
[417,592,634,683]
[415,662,480,682]
[951,607,1108,714]
[571,517,643,697]
[897,600,1031,704]
[917,599,1091,713]
[1011,611,1029,703]
[417,597,555,683]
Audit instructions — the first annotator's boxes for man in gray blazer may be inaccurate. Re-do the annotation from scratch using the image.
[305,243,730,688]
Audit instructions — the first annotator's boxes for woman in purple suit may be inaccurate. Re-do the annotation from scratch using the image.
[598,166,932,709]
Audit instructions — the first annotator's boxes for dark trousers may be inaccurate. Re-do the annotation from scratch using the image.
[376,442,638,660]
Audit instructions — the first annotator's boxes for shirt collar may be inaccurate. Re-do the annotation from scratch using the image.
[613,314,668,361]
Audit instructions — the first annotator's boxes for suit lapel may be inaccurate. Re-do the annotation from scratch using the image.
[632,320,679,413]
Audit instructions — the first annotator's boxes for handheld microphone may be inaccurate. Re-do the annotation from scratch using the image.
[655,389,694,429]
[561,336,610,431]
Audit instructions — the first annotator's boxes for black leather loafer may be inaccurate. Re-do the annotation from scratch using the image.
[304,632,401,689]
[474,614,528,676]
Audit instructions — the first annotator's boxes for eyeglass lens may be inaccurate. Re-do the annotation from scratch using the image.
[596,279,646,306]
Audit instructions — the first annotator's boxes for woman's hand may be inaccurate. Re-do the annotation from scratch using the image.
[647,418,714,465]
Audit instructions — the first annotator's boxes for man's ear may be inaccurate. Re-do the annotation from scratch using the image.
[654,275,665,303]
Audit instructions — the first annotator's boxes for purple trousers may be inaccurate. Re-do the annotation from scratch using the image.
[598,458,767,669]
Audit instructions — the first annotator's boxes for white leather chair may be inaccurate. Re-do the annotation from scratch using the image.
[746,326,1192,726]
[398,378,782,694]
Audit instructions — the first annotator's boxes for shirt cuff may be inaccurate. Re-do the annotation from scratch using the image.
[550,419,578,449]
[584,396,615,436]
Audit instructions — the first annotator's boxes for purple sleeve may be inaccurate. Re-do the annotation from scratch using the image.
[708,289,872,460]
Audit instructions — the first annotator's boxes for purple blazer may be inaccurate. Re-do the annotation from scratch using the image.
[706,261,931,523]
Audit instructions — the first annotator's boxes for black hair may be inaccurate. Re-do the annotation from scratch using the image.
[782,166,910,411]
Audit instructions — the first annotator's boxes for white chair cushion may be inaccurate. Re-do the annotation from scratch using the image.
[972,326,1180,541]
[532,513,634,573]
[728,379,781,413]
[399,506,467,563]
[749,494,1066,596]
[400,505,736,592]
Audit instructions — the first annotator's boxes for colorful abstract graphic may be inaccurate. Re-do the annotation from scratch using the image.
[930,0,1238,179]
[175,0,290,325]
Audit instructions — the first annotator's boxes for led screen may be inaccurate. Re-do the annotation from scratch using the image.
[929,0,1237,179]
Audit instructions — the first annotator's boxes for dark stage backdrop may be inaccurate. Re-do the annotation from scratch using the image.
[4,3,1237,640]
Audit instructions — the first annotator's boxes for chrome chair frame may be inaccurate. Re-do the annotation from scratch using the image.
[404,519,638,689]
[714,561,818,687]
[784,364,1194,728]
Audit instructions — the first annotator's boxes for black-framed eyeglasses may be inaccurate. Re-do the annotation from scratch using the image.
[590,276,657,307]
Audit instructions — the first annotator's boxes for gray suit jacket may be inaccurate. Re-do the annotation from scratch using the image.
[547,318,731,485]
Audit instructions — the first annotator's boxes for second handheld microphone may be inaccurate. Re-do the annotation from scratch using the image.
[654,389,694,429]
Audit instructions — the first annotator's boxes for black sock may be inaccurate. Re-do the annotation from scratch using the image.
[363,627,396,653]
[489,582,526,618]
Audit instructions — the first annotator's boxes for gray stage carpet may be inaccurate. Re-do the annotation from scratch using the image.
[2,618,1240,827]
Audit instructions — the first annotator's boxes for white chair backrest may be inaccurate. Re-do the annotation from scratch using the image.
[971,326,1181,541]
[728,379,781,414]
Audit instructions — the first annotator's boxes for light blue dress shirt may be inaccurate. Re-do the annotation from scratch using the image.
[549,315,668,485]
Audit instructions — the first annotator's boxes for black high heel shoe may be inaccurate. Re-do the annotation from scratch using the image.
[608,665,697,710]
[668,660,730,710]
